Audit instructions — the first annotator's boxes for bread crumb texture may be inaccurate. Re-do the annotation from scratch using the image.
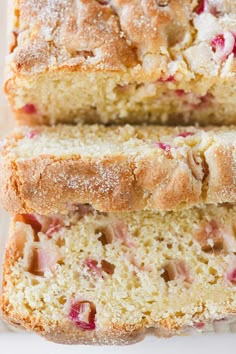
[2,205,236,344]
[6,0,236,125]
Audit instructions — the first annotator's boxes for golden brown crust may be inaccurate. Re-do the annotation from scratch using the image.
[8,0,192,74]
[6,1,236,125]
[1,125,236,214]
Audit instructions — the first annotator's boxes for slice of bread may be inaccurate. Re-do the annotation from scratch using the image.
[1,124,236,214]
[2,205,236,344]
[6,1,236,125]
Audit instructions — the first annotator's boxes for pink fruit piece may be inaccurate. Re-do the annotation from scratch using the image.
[226,268,236,284]
[211,34,225,52]
[26,130,38,139]
[22,104,37,114]
[211,33,236,62]
[84,259,102,277]
[69,301,96,330]
[195,0,205,14]
[156,142,171,152]
[85,259,115,276]
[162,259,193,283]
[35,215,64,237]
[177,132,195,138]
[45,218,62,238]
[97,220,134,247]
[158,75,175,83]
[193,322,205,329]
[194,219,234,253]
[15,214,42,234]
[175,89,185,97]
[26,246,60,276]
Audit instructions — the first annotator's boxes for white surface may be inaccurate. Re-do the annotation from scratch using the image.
[0,333,236,354]
[0,2,236,353]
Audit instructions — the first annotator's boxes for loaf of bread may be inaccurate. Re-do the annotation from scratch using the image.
[1,124,236,214]
[6,0,236,126]
[2,205,236,344]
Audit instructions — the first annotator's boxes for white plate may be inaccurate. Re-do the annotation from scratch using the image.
[0,2,236,353]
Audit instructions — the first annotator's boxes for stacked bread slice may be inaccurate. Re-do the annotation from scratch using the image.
[1,0,236,345]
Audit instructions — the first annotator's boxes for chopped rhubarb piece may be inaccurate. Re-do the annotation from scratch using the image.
[22,104,37,114]
[193,322,205,329]
[35,215,63,236]
[26,130,38,139]
[195,0,205,14]
[101,260,115,275]
[175,89,185,97]
[211,34,225,52]
[84,259,102,277]
[97,220,133,246]
[156,142,171,152]
[69,301,96,330]
[158,75,175,83]
[15,214,42,234]
[163,260,193,283]
[226,269,236,284]
[45,218,62,238]
[177,132,195,138]
[195,0,217,15]
[195,219,235,253]
[211,33,235,62]
[191,93,213,109]
[25,245,60,276]
[84,259,115,276]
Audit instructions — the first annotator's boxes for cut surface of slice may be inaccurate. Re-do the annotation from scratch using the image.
[2,205,236,344]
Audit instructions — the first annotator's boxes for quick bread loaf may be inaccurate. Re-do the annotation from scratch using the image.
[1,124,236,214]
[6,0,236,125]
[2,205,236,344]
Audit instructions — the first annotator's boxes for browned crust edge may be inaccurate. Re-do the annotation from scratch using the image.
[0,131,236,214]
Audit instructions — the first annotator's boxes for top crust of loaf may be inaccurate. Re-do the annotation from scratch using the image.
[5,1,236,126]
[7,0,236,77]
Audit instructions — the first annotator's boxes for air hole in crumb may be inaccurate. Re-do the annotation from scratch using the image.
[197,256,209,265]
[160,268,170,282]
[175,311,185,318]
[167,243,173,249]
[31,278,40,286]
[209,267,217,276]
[58,296,67,305]
[156,236,164,242]
[178,244,183,252]
[97,231,108,246]
[56,238,65,247]
[57,259,65,266]
[144,239,153,247]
